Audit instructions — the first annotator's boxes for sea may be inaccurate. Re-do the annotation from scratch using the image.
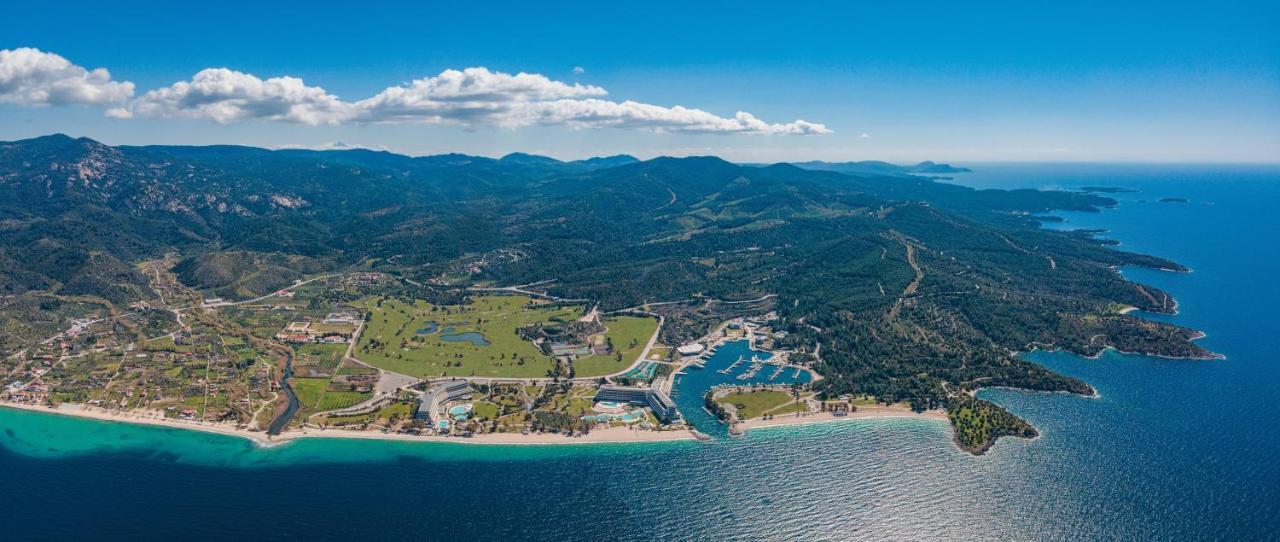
[1,163,1277,541]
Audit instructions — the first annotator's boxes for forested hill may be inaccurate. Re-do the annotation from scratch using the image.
[0,134,1213,450]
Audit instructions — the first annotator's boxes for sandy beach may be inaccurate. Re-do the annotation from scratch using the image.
[0,400,946,448]
[0,401,697,447]
[734,405,948,433]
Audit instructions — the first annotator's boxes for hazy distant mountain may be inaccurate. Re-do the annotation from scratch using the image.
[501,152,639,169]
[782,160,972,176]
[499,152,563,166]
[571,154,639,168]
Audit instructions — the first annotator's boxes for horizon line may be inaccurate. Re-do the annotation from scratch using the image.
[9,133,1280,167]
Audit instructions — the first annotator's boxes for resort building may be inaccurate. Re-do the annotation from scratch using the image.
[593,385,681,424]
[677,343,705,357]
[414,380,475,421]
[274,319,358,344]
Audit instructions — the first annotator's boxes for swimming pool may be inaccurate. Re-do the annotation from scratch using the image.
[447,404,473,420]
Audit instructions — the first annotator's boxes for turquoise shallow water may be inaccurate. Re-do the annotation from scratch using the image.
[1,164,1278,540]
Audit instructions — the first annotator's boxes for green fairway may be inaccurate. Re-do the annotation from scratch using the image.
[356,295,579,378]
[571,316,659,377]
[356,295,659,379]
[717,389,795,420]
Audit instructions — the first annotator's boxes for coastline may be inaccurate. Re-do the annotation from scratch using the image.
[734,405,948,433]
[1020,328,1224,362]
[0,401,697,447]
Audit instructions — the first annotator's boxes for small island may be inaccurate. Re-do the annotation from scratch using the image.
[1079,186,1139,194]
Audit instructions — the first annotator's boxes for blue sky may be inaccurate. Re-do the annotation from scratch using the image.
[2,1,1277,162]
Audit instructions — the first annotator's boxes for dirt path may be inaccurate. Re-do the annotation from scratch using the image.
[645,173,678,211]
[887,235,924,321]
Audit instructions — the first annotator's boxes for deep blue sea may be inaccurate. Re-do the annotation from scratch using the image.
[2,164,1278,540]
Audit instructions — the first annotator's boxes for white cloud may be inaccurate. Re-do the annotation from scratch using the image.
[517,99,831,135]
[10,50,831,135]
[859,132,871,139]
[572,66,585,75]
[350,67,829,134]
[0,47,134,107]
[351,67,607,125]
[128,68,352,125]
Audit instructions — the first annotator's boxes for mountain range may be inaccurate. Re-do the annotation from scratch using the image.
[0,133,1211,451]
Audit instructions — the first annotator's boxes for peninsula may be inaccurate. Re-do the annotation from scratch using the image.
[0,135,1215,454]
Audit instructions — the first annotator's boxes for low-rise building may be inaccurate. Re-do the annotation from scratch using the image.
[677,343,705,357]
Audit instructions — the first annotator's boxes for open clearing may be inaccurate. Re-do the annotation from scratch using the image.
[572,315,659,378]
[717,389,795,420]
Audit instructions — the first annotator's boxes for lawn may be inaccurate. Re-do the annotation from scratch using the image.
[767,401,809,416]
[292,377,329,409]
[472,400,501,420]
[537,386,598,416]
[717,389,795,420]
[572,315,660,377]
[355,295,580,378]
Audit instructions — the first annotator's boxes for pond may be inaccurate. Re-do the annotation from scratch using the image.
[440,331,490,346]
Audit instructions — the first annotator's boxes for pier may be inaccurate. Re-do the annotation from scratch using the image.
[737,357,765,380]
[769,363,786,380]
[718,355,745,375]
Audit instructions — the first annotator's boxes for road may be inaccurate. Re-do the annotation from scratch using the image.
[466,279,589,303]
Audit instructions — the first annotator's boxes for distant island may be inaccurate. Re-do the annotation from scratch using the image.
[1079,186,1139,194]
[758,159,972,176]
[0,135,1216,454]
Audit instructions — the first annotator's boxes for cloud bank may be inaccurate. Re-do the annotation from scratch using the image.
[0,48,134,107]
[126,68,352,124]
[0,48,830,135]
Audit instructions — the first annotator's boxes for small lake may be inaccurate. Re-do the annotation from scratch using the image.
[440,331,490,346]
[414,322,439,335]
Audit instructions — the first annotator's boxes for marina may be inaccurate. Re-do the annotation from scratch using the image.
[671,339,813,436]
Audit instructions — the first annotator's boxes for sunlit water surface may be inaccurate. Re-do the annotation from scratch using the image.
[2,164,1277,540]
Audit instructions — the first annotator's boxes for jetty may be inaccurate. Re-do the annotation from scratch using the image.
[718,355,745,375]
[769,363,786,380]
[737,357,765,380]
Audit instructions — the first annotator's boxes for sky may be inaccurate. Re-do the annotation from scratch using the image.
[2,1,1277,163]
